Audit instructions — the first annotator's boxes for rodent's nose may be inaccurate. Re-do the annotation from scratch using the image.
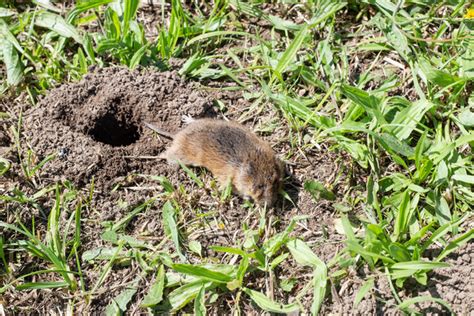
[261,193,277,207]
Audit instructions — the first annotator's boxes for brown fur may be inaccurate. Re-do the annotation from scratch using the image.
[147,119,283,206]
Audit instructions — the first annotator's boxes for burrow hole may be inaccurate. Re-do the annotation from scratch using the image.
[88,112,140,147]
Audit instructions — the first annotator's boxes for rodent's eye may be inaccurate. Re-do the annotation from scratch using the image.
[257,184,265,190]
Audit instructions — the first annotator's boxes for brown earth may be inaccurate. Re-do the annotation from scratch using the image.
[1,67,472,315]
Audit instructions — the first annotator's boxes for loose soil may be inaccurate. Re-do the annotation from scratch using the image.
[23,66,217,188]
[1,67,472,315]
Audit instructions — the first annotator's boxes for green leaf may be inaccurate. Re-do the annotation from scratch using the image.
[67,0,114,23]
[168,280,211,312]
[341,84,386,125]
[434,194,451,225]
[280,278,297,292]
[142,175,174,192]
[16,281,69,290]
[388,243,411,262]
[243,288,300,314]
[0,237,7,272]
[377,133,415,158]
[141,265,165,307]
[354,278,374,308]
[418,59,462,88]
[110,200,152,232]
[386,24,410,60]
[179,53,208,76]
[391,261,449,271]
[346,240,395,264]
[398,296,452,313]
[0,8,16,17]
[340,215,357,242]
[390,99,433,140]
[271,25,309,82]
[0,20,33,62]
[457,107,474,127]
[129,43,149,69]
[304,180,336,201]
[414,131,428,171]
[188,240,202,257]
[162,201,185,261]
[172,264,233,283]
[187,30,254,46]
[177,160,204,188]
[122,0,140,35]
[287,239,327,314]
[307,1,347,27]
[263,215,309,257]
[105,279,139,315]
[194,286,206,316]
[33,0,60,11]
[210,246,247,257]
[437,228,474,261]
[2,41,23,86]
[311,262,327,315]
[286,239,325,268]
[393,190,411,240]
[267,15,300,31]
[452,174,474,184]
[459,40,474,78]
[0,158,11,176]
[35,12,83,44]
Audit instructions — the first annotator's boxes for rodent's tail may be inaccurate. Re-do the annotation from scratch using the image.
[144,122,174,139]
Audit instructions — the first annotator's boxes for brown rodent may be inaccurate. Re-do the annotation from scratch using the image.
[145,119,283,206]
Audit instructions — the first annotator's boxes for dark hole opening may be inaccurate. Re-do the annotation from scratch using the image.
[88,113,139,147]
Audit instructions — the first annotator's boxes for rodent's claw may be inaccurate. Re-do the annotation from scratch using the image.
[181,115,195,125]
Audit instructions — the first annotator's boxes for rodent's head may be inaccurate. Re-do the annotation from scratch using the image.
[237,152,284,207]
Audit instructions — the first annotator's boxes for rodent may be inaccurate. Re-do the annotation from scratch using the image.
[145,118,283,206]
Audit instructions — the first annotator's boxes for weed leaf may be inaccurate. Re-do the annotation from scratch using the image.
[35,12,82,44]
[354,278,374,308]
[141,265,165,307]
[243,287,300,313]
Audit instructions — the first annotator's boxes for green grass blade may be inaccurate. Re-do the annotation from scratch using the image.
[436,228,474,262]
[242,287,300,314]
[186,31,254,46]
[177,160,204,188]
[271,25,309,84]
[172,264,233,283]
[122,0,139,36]
[67,0,114,23]
[341,84,386,125]
[194,286,206,316]
[354,278,374,308]
[398,296,452,313]
[16,281,69,291]
[162,201,186,262]
[129,43,149,68]
[393,190,410,241]
[391,261,450,270]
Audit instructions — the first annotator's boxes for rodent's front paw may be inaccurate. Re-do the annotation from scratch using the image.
[181,114,195,125]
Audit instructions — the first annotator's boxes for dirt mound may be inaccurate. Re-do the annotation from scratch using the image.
[24,67,216,188]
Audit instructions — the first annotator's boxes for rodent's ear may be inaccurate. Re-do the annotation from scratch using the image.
[245,162,256,176]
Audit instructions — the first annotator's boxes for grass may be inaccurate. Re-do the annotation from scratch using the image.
[1,0,473,314]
